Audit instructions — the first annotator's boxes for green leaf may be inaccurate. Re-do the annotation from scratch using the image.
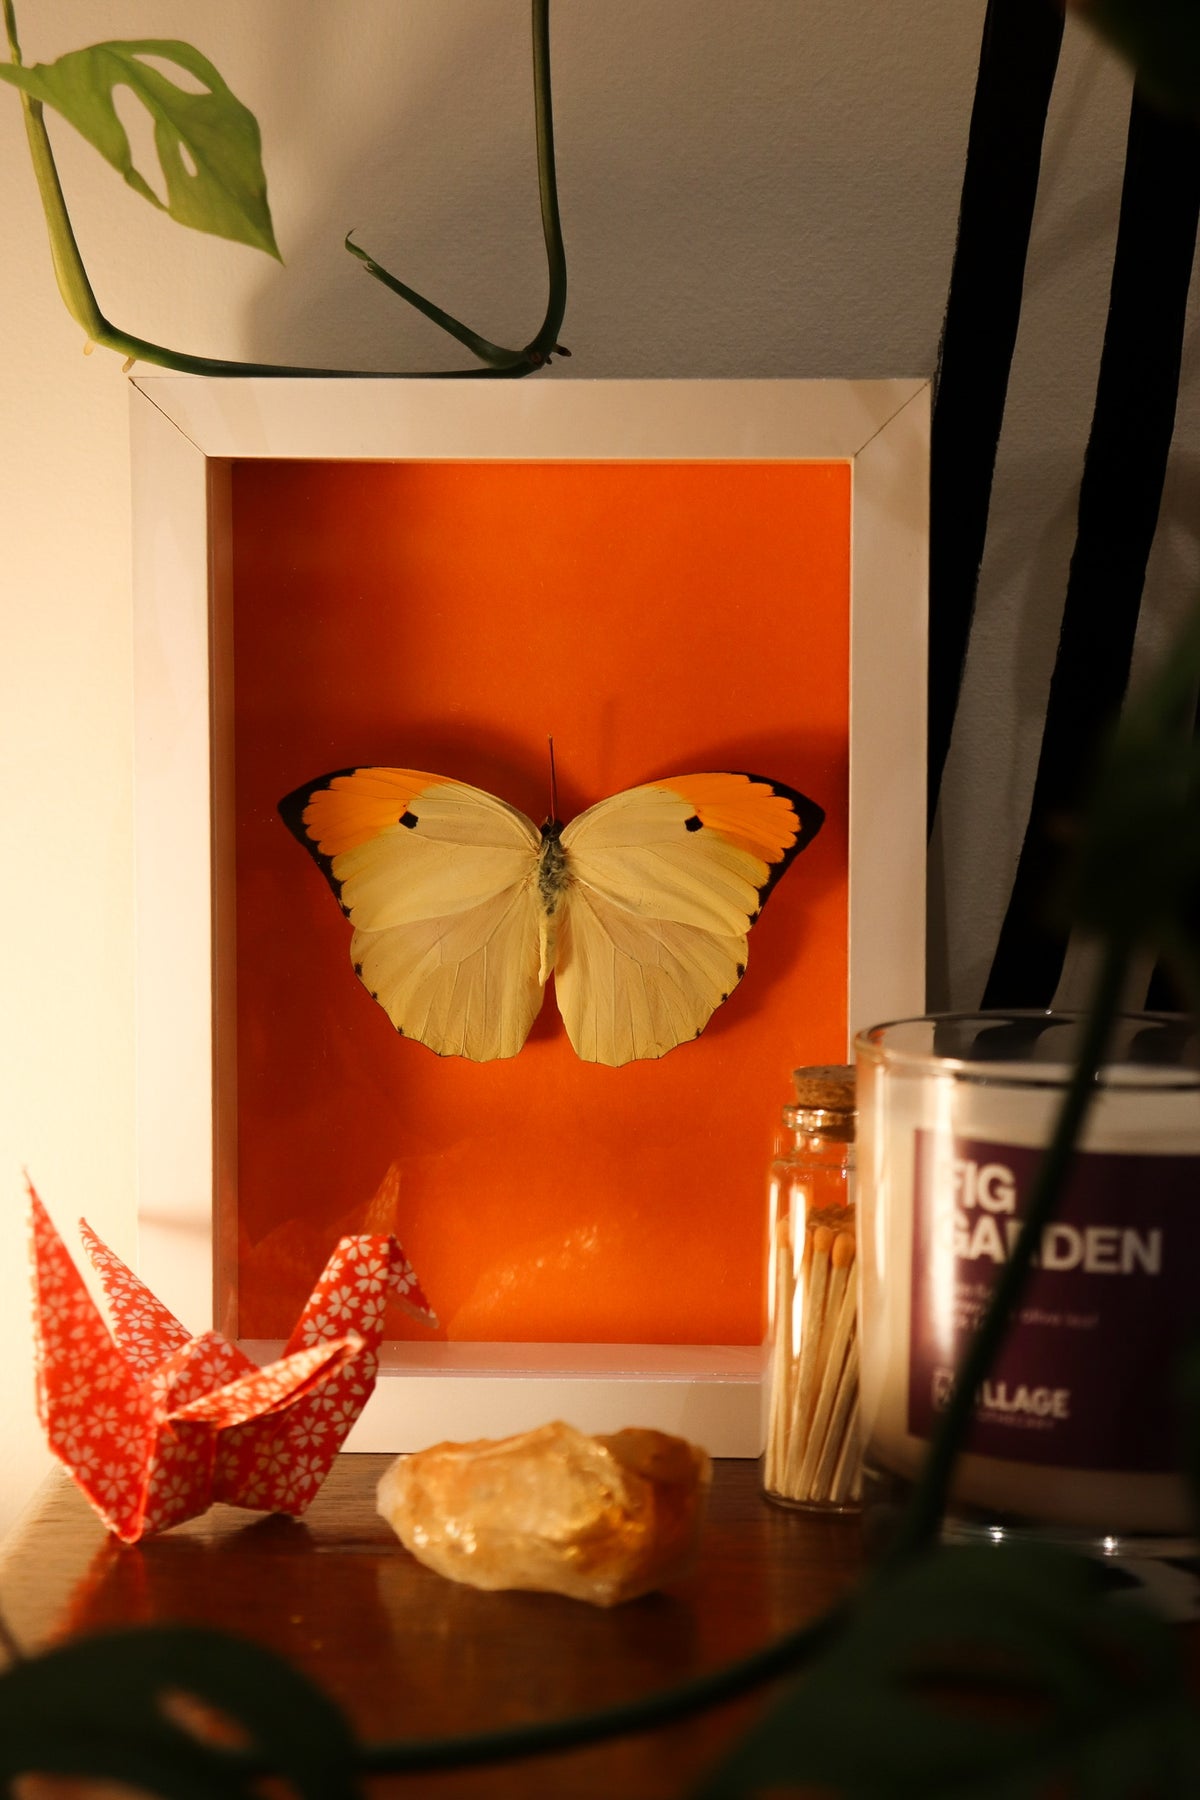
[1060,600,1200,954]
[1077,0,1200,118]
[0,1623,362,1796]
[0,39,279,257]
[696,1544,1200,1798]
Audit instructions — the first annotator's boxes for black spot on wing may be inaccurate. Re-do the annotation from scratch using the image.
[399,809,419,829]
[684,814,703,833]
[716,961,747,1009]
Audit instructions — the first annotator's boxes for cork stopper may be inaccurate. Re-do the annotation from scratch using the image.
[790,1064,856,1113]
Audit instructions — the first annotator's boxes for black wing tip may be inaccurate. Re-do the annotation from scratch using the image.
[278,767,369,903]
[278,766,365,842]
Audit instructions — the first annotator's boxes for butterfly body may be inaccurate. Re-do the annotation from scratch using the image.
[534,817,569,981]
[281,766,823,1066]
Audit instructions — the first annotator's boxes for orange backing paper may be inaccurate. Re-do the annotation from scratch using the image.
[229,457,851,1345]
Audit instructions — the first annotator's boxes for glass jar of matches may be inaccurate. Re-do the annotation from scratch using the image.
[763,1065,860,1511]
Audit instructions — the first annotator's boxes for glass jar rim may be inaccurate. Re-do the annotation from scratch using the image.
[854,1009,1200,1091]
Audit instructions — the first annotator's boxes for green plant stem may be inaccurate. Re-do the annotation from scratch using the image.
[365,1604,845,1774]
[881,935,1132,1567]
[206,1601,848,1784]
[2,0,20,63]
[213,949,1136,1781]
[345,945,1134,1774]
[355,950,1127,1769]
[13,79,375,377]
[346,0,567,370]
[528,0,569,359]
[5,0,560,377]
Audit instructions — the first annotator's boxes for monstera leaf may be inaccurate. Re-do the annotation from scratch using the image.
[697,1543,1200,1799]
[0,1624,360,1797]
[0,39,278,256]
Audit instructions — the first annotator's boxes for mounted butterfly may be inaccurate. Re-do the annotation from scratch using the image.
[279,755,824,1067]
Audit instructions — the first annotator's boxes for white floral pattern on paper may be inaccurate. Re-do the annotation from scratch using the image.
[298,1311,339,1346]
[353,1253,390,1295]
[79,1217,192,1374]
[28,1192,435,1542]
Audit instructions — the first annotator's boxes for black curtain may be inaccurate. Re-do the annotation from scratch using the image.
[929,4,1200,1010]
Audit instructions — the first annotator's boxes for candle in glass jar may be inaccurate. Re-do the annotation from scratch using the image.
[856,1013,1200,1549]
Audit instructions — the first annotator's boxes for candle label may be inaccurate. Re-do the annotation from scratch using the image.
[908,1129,1199,1470]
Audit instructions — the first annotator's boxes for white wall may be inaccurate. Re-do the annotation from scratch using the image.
[1,2,1192,1538]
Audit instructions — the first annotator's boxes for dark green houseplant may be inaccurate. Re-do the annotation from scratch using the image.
[3,1,1200,1792]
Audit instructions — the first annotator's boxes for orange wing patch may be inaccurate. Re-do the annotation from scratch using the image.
[651,773,800,864]
[302,770,453,857]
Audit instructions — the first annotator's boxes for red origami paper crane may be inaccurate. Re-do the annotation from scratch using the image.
[28,1184,437,1543]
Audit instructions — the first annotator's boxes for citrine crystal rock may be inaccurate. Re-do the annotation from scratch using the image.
[377,1420,712,1605]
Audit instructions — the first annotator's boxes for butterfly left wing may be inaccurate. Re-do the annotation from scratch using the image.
[555,773,823,1065]
[280,768,545,1061]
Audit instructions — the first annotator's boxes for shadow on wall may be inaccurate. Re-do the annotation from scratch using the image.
[235,0,979,379]
[218,0,1195,1020]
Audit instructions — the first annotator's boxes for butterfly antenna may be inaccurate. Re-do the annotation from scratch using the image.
[548,735,560,824]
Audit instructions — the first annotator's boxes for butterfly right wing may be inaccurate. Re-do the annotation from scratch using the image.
[555,773,823,1065]
[280,768,545,1061]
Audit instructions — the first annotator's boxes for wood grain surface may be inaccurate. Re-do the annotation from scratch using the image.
[0,1456,864,1797]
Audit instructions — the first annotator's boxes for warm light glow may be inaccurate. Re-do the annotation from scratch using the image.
[928,1071,960,1370]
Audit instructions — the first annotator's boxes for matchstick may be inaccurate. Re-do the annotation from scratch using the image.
[765,1206,862,1508]
[814,1228,855,1396]
[794,1242,856,1499]
[783,1224,833,1493]
[830,1413,860,1506]
[812,1333,859,1499]
[765,1212,794,1489]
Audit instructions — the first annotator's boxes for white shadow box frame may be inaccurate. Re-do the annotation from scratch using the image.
[129,375,928,1457]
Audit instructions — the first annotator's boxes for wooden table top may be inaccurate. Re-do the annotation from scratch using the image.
[0,1456,865,1797]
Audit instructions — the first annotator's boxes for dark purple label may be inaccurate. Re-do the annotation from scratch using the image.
[908,1130,1200,1470]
